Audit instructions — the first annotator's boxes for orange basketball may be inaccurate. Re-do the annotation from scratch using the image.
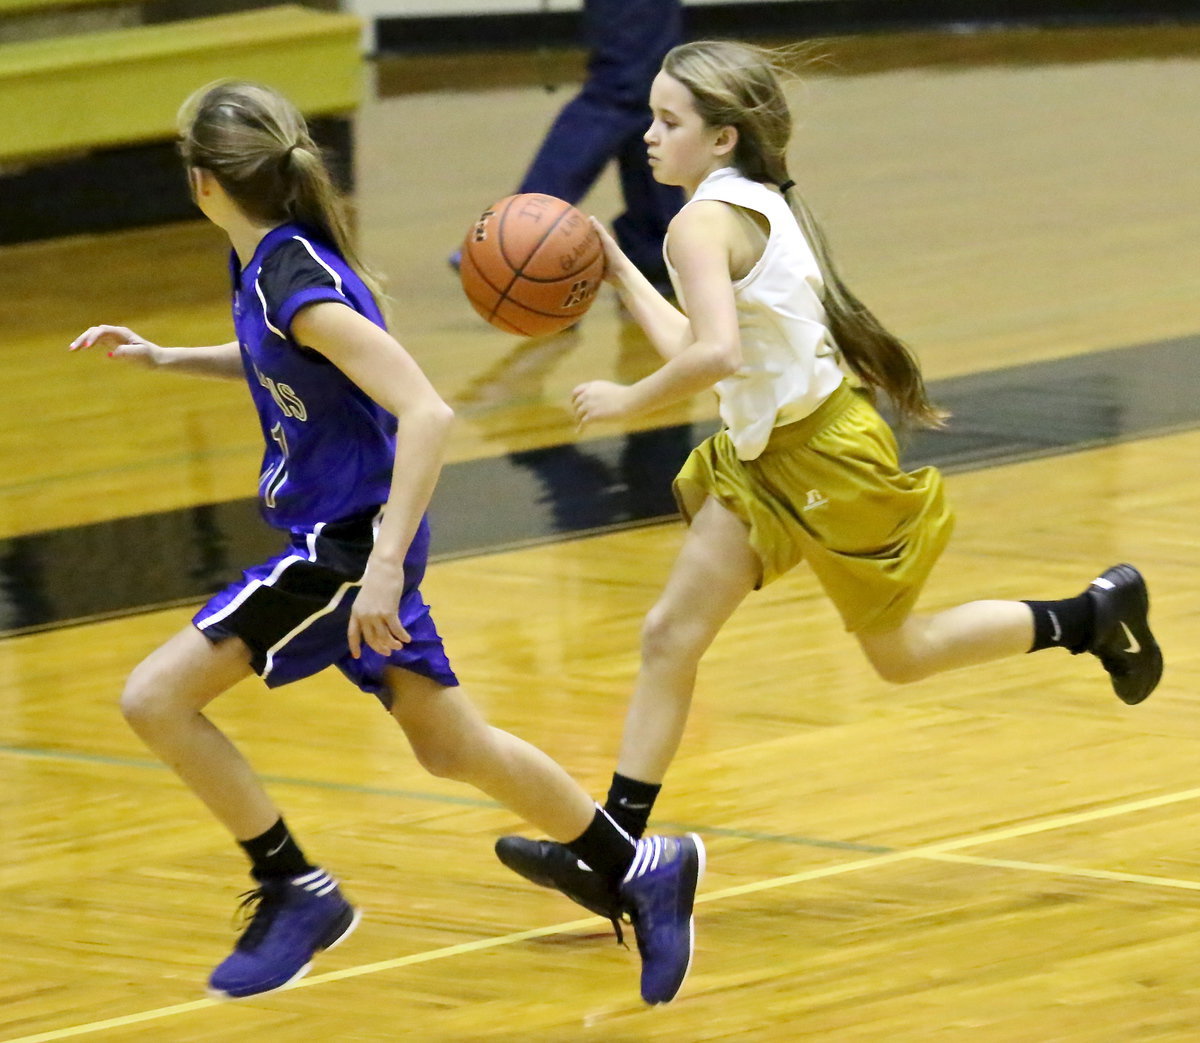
[459,193,605,337]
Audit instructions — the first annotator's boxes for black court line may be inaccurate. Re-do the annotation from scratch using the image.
[1,333,1196,638]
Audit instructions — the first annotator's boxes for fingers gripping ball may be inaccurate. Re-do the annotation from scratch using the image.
[460,193,605,337]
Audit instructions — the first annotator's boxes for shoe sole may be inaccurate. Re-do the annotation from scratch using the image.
[649,833,706,1007]
[207,906,363,1001]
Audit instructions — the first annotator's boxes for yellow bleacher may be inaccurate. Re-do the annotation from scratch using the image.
[0,3,361,163]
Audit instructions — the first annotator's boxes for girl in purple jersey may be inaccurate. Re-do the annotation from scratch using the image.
[69,80,702,1006]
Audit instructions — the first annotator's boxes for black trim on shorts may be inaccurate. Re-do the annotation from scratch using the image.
[198,559,350,673]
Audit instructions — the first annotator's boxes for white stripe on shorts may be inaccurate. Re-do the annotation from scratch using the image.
[306,521,325,562]
[194,554,302,631]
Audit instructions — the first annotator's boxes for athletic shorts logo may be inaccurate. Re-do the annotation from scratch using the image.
[802,489,828,512]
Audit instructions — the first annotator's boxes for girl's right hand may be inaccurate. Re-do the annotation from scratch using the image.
[69,325,162,368]
[589,217,633,287]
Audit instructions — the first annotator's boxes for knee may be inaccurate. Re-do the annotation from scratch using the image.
[389,677,492,782]
[119,661,178,732]
[640,604,700,665]
[862,648,928,686]
[403,717,485,782]
[409,735,474,782]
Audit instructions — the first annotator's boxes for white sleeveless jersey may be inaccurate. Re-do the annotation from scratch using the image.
[665,167,844,460]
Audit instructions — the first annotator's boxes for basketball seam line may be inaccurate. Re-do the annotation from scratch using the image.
[490,198,576,329]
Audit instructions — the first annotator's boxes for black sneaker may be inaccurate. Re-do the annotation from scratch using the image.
[1086,563,1162,705]
[494,836,621,920]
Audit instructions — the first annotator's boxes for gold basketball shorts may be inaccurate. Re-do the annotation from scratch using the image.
[672,382,954,634]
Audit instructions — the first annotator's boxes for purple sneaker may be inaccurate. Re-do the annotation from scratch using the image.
[207,868,361,999]
[619,833,705,1005]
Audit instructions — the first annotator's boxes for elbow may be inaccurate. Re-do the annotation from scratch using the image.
[399,397,454,434]
[710,343,742,380]
[429,399,455,432]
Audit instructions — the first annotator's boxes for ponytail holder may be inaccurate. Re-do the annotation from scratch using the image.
[283,143,299,163]
[779,179,796,193]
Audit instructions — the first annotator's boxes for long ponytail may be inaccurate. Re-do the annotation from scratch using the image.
[784,183,944,427]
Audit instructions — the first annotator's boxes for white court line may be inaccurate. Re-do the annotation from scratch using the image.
[693,784,1200,906]
[9,784,1200,1043]
[923,852,1200,893]
[2,916,605,1043]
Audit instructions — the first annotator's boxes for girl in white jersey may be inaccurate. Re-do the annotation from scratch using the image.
[496,39,1163,914]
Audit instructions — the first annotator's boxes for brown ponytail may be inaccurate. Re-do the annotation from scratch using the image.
[177,80,385,307]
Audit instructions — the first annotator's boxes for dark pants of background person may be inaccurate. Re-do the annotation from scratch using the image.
[517,0,685,293]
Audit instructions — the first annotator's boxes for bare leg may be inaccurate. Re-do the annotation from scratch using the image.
[386,667,596,842]
[857,600,1035,685]
[616,497,761,783]
[120,625,277,840]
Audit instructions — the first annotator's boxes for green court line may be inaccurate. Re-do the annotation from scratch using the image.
[0,741,891,854]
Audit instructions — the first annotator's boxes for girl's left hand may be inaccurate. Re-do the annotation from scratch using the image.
[348,561,411,659]
[571,380,634,427]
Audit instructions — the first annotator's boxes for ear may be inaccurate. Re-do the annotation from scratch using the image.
[713,125,739,158]
[189,167,213,196]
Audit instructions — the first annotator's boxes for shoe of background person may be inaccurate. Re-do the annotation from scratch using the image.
[619,833,705,1005]
[1086,563,1163,705]
[448,247,462,271]
[207,868,361,1000]
[494,836,621,920]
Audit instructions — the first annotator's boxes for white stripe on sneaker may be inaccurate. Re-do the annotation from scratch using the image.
[649,835,663,873]
[624,839,651,883]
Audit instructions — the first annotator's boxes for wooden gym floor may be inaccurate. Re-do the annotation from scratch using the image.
[2,23,1199,1043]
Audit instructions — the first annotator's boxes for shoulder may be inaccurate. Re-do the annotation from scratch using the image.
[257,235,352,316]
[672,198,734,241]
[260,235,346,289]
[668,199,740,252]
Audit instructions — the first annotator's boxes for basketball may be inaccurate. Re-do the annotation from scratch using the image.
[459,193,605,337]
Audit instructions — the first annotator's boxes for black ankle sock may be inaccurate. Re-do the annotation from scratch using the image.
[565,805,636,887]
[239,817,315,880]
[1022,592,1095,654]
[603,773,661,839]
